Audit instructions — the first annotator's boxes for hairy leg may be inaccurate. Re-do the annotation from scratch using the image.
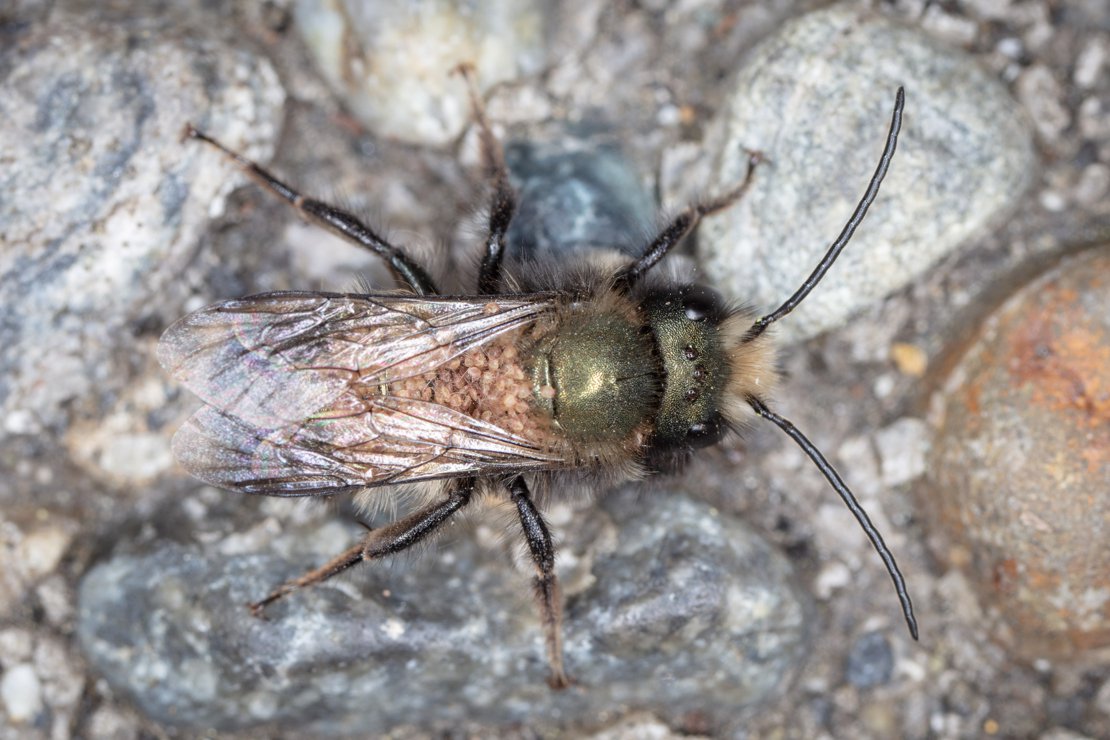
[183,125,439,295]
[614,151,762,291]
[507,475,570,689]
[249,478,476,615]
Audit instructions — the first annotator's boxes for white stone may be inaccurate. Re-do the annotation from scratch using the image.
[18,525,73,580]
[1074,36,1109,89]
[0,664,42,724]
[1075,163,1110,208]
[0,628,33,665]
[293,0,546,145]
[1015,65,1070,144]
[874,417,931,487]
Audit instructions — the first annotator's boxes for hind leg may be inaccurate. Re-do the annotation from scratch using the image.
[249,478,476,614]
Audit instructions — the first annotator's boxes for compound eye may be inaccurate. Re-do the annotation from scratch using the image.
[682,285,724,323]
[686,418,722,449]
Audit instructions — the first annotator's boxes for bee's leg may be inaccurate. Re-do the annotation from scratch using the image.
[613,151,763,290]
[454,63,517,294]
[248,478,476,615]
[182,125,439,296]
[507,475,570,689]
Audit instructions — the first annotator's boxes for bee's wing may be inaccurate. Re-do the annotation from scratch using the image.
[172,396,565,496]
[158,291,564,496]
[158,291,553,428]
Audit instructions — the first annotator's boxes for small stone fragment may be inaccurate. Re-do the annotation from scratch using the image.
[0,663,42,724]
[1074,36,1109,89]
[86,705,141,740]
[891,342,928,378]
[18,525,73,580]
[874,417,930,487]
[1074,163,1110,208]
[1015,65,1071,145]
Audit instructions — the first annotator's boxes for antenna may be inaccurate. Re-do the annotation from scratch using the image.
[745,87,905,343]
[741,88,918,639]
[748,396,918,639]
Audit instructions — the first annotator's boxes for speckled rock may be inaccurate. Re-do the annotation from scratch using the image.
[77,490,811,735]
[925,248,1110,661]
[0,19,285,447]
[699,3,1034,343]
[844,631,893,689]
[293,0,547,145]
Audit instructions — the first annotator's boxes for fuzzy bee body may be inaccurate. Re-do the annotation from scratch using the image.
[163,74,915,688]
[159,274,778,496]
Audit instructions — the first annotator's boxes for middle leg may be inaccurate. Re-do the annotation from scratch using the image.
[507,475,570,689]
[454,63,518,295]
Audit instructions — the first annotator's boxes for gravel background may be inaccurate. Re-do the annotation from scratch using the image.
[2,0,1109,737]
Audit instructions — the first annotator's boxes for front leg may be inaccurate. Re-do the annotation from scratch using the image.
[508,476,570,689]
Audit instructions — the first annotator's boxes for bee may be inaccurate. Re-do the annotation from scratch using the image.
[158,67,916,689]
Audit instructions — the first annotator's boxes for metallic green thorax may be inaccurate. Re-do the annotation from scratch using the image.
[639,291,727,447]
[530,309,658,443]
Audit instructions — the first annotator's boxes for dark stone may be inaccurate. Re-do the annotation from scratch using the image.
[845,631,893,688]
[504,140,654,262]
[77,489,812,735]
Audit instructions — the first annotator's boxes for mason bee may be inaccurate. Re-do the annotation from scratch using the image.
[159,68,915,689]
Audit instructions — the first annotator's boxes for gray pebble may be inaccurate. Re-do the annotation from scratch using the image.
[77,490,811,735]
[699,3,1034,343]
[0,19,285,440]
[845,631,894,688]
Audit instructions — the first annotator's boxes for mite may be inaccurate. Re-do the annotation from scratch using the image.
[158,68,916,689]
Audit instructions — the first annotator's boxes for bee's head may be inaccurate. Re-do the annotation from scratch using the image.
[641,284,779,460]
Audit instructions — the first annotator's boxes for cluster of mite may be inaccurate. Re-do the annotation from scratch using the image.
[382,329,552,443]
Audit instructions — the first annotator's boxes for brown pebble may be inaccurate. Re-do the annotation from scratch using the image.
[924,248,1110,660]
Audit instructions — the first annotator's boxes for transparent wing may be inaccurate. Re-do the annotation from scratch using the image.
[159,291,565,495]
